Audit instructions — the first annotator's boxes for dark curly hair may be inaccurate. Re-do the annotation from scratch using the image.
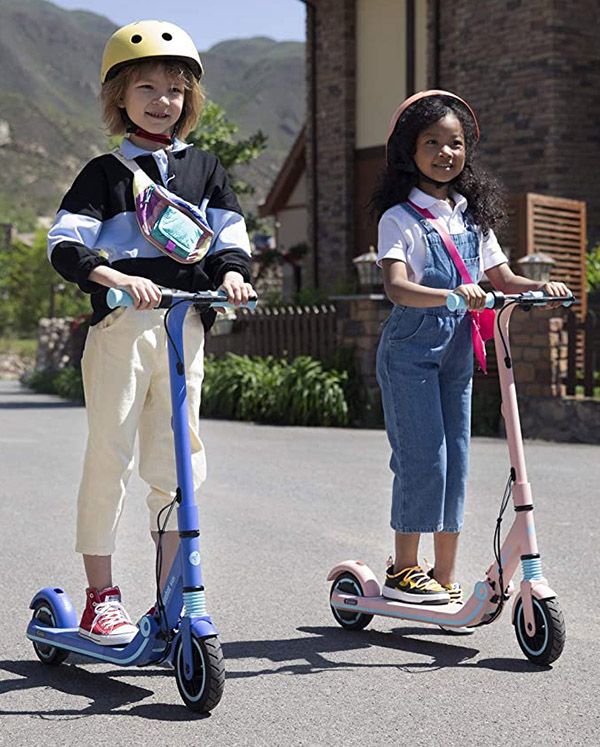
[371,95,505,234]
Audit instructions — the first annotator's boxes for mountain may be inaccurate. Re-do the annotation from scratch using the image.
[0,0,305,227]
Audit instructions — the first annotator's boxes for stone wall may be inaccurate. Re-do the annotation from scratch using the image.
[335,299,600,441]
[35,317,87,370]
[334,294,390,425]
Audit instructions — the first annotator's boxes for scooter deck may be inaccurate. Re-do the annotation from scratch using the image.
[331,590,490,628]
[26,622,164,664]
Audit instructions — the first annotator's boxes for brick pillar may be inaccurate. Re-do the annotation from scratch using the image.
[509,309,566,398]
[306,0,356,289]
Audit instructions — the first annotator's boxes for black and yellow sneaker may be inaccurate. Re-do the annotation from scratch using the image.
[426,569,463,603]
[426,568,474,634]
[383,564,450,604]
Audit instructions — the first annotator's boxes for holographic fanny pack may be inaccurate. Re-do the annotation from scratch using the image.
[113,152,213,264]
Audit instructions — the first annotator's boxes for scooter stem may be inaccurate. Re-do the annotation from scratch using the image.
[165,303,204,597]
[494,303,530,491]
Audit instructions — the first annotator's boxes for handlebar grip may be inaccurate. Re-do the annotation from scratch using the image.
[521,290,574,307]
[446,292,495,311]
[215,296,258,311]
[446,289,574,311]
[107,287,259,310]
[107,288,134,308]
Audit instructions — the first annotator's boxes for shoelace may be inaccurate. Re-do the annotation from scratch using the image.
[92,601,133,632]
[387,562,443,591]
[403,567,443,591]
[423,557,463,600]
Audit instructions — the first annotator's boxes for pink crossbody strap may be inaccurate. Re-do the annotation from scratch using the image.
[407,200,474,284]
[407,200,491,374]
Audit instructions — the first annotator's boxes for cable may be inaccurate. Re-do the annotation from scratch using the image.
[496,300,518,369]
[474,471,514,627]
[163,299,188,374]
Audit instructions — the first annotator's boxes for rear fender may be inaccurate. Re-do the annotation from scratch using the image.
[327,561,381,597]
[29,587,78,628]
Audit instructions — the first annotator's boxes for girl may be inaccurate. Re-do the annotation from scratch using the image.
[47,20,254,645]
[372,90,569,621]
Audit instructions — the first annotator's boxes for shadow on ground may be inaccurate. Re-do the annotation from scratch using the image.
[1,625,548,718]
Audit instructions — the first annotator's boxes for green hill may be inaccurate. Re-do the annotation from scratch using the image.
[0,0,305,227]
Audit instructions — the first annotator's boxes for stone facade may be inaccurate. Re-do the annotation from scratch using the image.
[35,317,87,371]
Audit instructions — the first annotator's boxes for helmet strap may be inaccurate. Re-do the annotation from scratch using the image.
[121,109,174,146]
[126,124,173,146]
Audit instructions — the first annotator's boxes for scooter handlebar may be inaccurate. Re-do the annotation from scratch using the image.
[107,287,258,311]
[446,290,574,311]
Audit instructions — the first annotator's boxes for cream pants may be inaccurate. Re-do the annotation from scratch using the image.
[76,306,206,555]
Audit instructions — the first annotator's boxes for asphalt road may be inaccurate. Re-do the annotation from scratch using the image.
[0,380,598,746]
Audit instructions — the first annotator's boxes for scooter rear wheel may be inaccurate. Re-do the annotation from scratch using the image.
[174,634,225,713]
[513,597,566,666]
[31,602,70,666]
[330,572,373,631]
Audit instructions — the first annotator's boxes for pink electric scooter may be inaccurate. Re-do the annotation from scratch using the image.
[328,290,572,665]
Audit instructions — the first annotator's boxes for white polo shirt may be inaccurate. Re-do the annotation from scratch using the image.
[377,187,508,284]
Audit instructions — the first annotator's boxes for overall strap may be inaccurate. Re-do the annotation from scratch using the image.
[407,200,474,285]
[399,201,437,235]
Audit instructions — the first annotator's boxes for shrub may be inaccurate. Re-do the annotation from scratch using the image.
[53,367,84,403]
[202,354,349,426]
[23,366,84,403]
[23,354,352,427]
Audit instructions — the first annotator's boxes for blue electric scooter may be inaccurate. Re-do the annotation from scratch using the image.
[26,288,257,713]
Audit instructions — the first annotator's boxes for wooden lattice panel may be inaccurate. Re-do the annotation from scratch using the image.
[505,193,587,318]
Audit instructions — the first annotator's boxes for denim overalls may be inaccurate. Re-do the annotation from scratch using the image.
[376,202,479,534]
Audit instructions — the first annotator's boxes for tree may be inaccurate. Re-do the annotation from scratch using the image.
[0,230,89,336]
[187,101,268,233]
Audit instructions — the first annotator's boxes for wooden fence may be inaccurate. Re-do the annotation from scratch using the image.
[206,304,338,360]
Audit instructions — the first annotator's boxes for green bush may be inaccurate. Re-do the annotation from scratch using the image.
[23,354,352,426]
[202,354,349,426]
[23,366,84,403]
[586,243,600,293]
[53,367,85,403]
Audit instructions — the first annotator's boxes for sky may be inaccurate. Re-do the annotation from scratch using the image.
[51,0,306,50]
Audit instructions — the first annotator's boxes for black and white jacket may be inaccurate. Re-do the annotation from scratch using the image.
[48,137,252,327]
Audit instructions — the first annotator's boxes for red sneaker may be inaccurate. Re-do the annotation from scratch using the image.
[78,587,138,646]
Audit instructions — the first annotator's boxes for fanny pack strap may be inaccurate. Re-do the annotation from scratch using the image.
[406,200,474,285]
[112,150,143,173]
[112,151,210,213]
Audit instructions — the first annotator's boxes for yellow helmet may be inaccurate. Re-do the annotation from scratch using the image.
[101,20,203,83]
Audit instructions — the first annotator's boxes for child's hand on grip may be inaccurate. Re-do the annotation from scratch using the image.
[453,283,487,311]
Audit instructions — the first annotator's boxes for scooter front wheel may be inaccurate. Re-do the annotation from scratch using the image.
[31,601,70,666]
[174,635,225,713]
[330,572,373,631]
[513,597,566,666]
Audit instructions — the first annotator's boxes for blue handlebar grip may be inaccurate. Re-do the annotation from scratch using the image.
[446,293,466,311]
[107,288,134,309]
[446,292,495,311]
[209,296,258,311]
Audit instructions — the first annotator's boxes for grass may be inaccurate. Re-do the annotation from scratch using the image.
[0,337,37,357]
